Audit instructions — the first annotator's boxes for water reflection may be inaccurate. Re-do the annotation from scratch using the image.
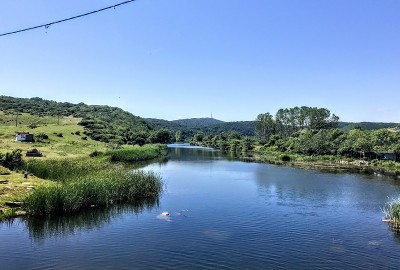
[168,145,221,161]
[25,197,159,241]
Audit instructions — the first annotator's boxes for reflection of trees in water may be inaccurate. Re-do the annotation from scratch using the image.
[25,197,159,241]
[253,164,400,211]
[168,147,222,161]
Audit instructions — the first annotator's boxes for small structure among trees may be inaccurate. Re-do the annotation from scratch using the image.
[15,132,34,142]
[26,148,43,157]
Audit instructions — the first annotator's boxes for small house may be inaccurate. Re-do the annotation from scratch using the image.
[16,132,34,142]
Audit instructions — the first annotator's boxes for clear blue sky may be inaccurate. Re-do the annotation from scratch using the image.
[0,0,399,122]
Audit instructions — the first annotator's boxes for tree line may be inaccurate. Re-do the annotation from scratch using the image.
[255,106,339,141]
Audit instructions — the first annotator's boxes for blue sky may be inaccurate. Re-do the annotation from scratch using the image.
[0,0,399,122]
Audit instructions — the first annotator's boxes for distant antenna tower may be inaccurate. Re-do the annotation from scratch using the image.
[211,112,213,119]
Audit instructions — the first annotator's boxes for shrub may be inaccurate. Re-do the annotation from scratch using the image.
[89,150,103,157]
[36,132,49,141]
[0,165,11,175]
[0,149,23,170]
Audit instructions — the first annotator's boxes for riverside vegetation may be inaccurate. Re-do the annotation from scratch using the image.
[2,96,400,227]
[0,145,165,220]
[0,108,166,220]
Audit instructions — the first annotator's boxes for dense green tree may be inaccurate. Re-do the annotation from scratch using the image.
[255,113,276,141]
[175,131,182,142]
[149,129,171,144]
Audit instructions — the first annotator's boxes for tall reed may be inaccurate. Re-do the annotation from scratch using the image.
[26,158,105,182]
[382,197,400,223]
[107,144,167,162]
[24,170,162,215]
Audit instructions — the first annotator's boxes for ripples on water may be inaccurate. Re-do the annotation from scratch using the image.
[1,146,400,269]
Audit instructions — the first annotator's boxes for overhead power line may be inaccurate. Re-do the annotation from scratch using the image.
[0,0,135,37]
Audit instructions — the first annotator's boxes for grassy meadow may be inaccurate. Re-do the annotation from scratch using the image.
[0,113,107,158]
[0,112,166,220]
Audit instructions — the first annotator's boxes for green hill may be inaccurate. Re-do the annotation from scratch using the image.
[145,117,255,139]
[339,121,400,132]
[0,95,151,144]
[171,118,225,128]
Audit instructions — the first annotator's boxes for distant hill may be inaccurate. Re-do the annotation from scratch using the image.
[145,117,255,138]
[339,122,400,132]
[171,118,225,128]
[2,95,398,144]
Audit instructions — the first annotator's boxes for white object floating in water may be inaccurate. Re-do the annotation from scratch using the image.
[157,212,171,222]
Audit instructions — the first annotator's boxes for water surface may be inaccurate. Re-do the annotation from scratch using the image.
[1,145,400,269]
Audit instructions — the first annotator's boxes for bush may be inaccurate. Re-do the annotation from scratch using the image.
[89,150,103,157]
[0,149,23,170]
[0,165,11,175]
[36,132,49,142]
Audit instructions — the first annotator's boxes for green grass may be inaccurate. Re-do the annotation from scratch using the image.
[25,158,106,182]
[21,149,165,215]
[0,112,167,219]
[0,112,105,158]
[0,165,11,175]
[106,144,167,162]
[24,169,163,215]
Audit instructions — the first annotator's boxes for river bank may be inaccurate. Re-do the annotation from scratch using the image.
[241,148,400,178]
[0,145,167,221]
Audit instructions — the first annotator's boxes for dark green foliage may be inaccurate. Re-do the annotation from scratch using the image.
[281,155,291,162]
[255,113,276,141]
[148,129,171,144]
[0,149,23,170]
[339,122,400,132]
[145,118,255,141]
[35,132,49,142]
[193,132,205,142]
[107,145,167,162]
[89,150,103,157]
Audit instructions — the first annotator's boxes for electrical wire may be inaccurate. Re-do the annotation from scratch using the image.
[0,0,135,37]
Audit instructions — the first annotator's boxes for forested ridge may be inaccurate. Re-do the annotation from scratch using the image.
[2,96,400,159]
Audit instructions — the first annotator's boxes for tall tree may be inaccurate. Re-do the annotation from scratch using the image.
[255,113,276,141]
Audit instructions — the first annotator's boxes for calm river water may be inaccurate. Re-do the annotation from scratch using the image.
[1,145,400,269]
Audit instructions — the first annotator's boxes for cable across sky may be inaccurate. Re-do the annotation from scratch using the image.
[0,0,136,37]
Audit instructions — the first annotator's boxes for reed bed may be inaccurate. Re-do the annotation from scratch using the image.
[383,197,400,223]
[107,144,166,162]
[24,170,162,215]
[26,158,105,182]
[21,145,165,216]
